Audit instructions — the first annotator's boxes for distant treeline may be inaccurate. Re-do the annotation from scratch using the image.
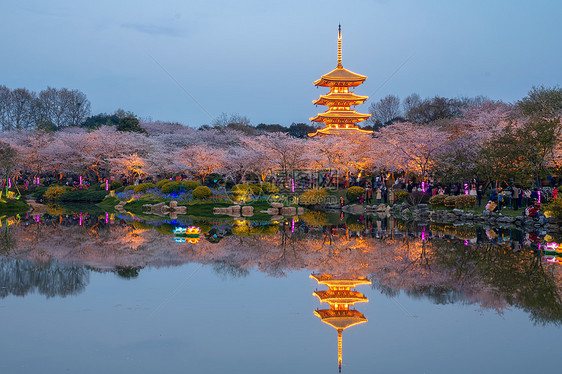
[2,83,560,138]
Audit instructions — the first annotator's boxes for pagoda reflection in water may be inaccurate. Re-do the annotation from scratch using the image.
[311,273,370,372]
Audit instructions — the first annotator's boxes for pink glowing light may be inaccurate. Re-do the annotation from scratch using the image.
[79,176,83,185]
[35,215,40,223]
[538,190,541,203]
[105,180,109,191]
[105,212,109,224]
[464,240,469,246]
[79,212,83,226]
[421,226,426,241]
[291,178,295,193]
[291,218,295,233]
[8,178,12,189]
[464,183,469,195]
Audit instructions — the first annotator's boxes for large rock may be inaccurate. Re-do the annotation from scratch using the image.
[271,202,284,209]
[297,207,304,215]
[241,206,254,217]
[230,205,241,214]
[267,207,280,215]
[280,207,297,216]
[497,216,515,223]
[169,200,178,209]
[376,204,389,212]
[445,213,457,221]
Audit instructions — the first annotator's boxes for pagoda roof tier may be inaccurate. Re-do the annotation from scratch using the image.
[313,92,368,106]
[310,111,371,123]
[310,273,371,288]
[308,126,374,137]
[314,67,367,87]
[314,309,367,330]
[314,290,368,305]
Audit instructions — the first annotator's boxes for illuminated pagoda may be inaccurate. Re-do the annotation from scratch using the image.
[308,25,373,137]
[311,273,370,372]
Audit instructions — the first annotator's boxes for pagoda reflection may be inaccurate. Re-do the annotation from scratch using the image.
[311,273,370,372]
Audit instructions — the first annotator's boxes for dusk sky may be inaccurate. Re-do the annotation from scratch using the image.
[2,0,561,128]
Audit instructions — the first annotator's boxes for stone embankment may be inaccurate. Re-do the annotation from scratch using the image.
[391,203,561,233]
[133,201,187,219]
[341,203,392,217]
[215,202,304,220]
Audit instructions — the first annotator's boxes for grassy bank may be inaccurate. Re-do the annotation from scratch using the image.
[0,199,29,215]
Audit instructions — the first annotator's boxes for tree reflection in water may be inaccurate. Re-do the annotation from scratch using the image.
[0,212,561,325]
[0,258,88,298]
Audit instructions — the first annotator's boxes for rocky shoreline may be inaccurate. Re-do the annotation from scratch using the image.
[324,202,561,233]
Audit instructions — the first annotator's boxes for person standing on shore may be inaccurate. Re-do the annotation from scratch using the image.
[498,189,505,211]
[512,185,520,210]
[477,185,484,207]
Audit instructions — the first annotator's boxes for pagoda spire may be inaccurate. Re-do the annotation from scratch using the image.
[338,329,343,372]
[337,24,343,68]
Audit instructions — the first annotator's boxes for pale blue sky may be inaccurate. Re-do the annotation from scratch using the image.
[2,0,561,127]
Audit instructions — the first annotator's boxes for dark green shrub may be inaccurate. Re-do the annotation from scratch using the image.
[408,191,430,205]
[57,190,108,202]
[455,195,476,208]
[161,181,182,194]
[124,185,135,191]
[110,181,123,190]
[231,183,261,196]
[259,182,279,194]
[300,188,328,205]
[44,185,72,200]
[429,194,447,207]
[180,180,201,191]
[393,189,409,202]
[156,179,172,188]
[346,186,365,203]
[32,186,48,199]
[134,182,156,193]
[247,183,262,195]
[114,186,125,193]
[193,186,212,199]
[544,198,562,220]
[444,195,457,208]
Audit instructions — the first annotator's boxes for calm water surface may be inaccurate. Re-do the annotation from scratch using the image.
[0,211,560,374]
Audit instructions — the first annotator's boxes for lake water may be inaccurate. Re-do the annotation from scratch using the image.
[0,211,561,374]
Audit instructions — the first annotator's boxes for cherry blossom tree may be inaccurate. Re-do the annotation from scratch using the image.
[378,122,448,177]
[178,144,227,183]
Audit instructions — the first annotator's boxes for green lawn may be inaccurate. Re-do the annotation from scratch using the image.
[0,199,29,215]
